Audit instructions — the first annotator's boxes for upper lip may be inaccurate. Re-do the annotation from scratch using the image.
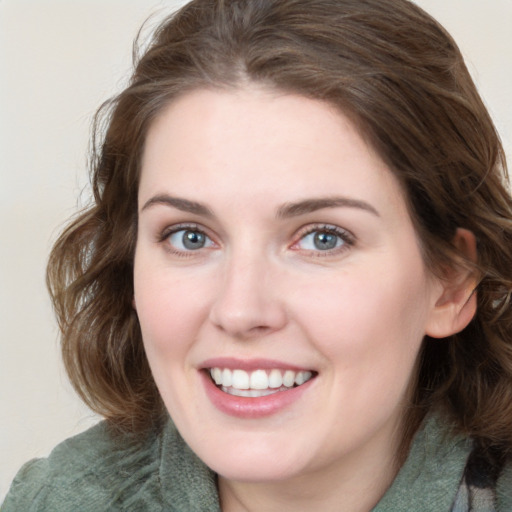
[199,357,314,372]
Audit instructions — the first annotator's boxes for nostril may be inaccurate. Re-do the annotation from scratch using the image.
[209,308,286,339]
[251,325,272,334]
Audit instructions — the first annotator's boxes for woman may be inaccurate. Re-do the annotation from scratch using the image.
[3,0,512,510]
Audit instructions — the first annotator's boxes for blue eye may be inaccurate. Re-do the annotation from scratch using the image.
[296,226,352,253]
[167,229,214,251]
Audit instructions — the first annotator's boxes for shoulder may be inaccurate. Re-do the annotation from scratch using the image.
[1,421,164,512]
[497,457,512,511]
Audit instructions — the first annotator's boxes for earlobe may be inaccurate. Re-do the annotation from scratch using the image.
[425,228,478,339]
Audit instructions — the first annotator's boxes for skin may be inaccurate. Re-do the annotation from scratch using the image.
[134,87,475,512]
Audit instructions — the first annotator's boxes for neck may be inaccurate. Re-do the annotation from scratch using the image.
[218,428,402,512]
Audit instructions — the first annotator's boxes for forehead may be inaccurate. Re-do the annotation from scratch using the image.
[139,87,407,219]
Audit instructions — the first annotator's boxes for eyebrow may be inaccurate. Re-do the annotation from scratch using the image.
[141,195,213,217]
[140,194,379,218]
[276,197,380,218]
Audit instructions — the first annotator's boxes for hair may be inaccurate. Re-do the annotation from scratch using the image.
[48,0,512,456]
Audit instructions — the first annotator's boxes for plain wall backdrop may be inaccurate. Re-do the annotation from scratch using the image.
[1,0,511,500]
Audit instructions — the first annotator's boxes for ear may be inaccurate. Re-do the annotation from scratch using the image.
[425,228,478,339]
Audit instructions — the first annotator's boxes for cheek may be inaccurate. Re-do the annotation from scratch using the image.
[292,261,431,372]
[134,263,213,359]
[133,262,216,422]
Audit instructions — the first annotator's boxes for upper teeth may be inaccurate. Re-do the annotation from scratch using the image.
[209,368,313,390]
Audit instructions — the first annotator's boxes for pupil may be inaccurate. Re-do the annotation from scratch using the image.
[314,232,337,250]
[183,231,205,250]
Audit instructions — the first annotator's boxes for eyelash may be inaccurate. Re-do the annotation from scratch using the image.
[158,223,355,258]
[158,223,215,257]
[291,224,355,257]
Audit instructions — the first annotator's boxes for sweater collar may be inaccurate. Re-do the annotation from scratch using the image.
[160,420,221,512]
[373,413,472,511]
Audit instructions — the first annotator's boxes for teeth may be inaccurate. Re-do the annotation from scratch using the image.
[232,369,249,389]
[222,368,232,387]
[250,369,269,390]
[295,371,312,386]
[268,369,283,388]
[283,370,295,387]
[223,387,282,397]
[212,367,222,385]
[209,367,314,393]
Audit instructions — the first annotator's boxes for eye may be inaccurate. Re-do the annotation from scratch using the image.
[300,231,342,251]
[292,225,354,254]
[166,227,215,252]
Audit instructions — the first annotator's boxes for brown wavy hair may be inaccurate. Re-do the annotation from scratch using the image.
[48,0,512,453]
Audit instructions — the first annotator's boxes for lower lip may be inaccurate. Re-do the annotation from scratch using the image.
[200,371,315,419]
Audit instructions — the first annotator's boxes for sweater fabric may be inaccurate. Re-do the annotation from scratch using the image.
[2,414,512,511]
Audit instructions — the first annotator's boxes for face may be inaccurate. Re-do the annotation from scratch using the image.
[134,87,443,485]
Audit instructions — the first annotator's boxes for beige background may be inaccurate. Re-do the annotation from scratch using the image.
[1,0,511,500]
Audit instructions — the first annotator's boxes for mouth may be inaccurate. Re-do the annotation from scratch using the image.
[207,367,317,398]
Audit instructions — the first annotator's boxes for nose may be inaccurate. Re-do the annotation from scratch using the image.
[208,251,288,339]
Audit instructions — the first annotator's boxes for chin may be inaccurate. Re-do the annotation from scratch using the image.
[193,435,314,483]
[214,459,304,483]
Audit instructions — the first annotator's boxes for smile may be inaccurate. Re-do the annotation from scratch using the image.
[209,368,315,397]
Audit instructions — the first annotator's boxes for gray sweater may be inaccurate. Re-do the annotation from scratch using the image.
[3,414,512,511]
